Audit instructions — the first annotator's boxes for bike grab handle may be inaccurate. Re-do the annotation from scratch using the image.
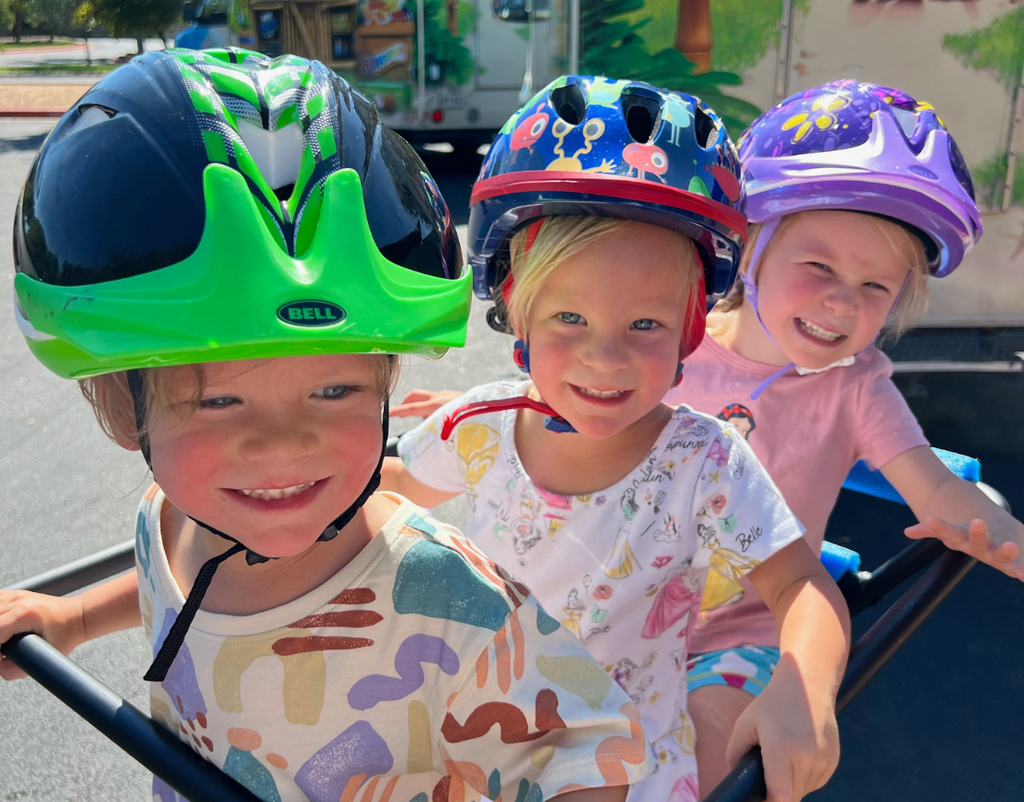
[703,549,976,802]
[1,632,263,802]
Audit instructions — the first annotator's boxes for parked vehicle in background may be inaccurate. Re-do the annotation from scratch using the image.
[176,0,257,50]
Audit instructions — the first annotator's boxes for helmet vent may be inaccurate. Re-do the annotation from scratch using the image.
[550,83,587,126]
[621,92,661,144]
[891,106,918,139]
[73,105,115,133]
[235,120,304,191]
[693,105,715,149]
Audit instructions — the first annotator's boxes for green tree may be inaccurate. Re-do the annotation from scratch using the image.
[580,0,761,135]
[92,0,179,53]
[0,0,15,34]
[25,0,81,39]
[8,0,29,40]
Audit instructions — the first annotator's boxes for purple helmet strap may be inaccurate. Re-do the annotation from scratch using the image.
[740,218,782,349]
[751,361,795,401]
[739,218,795,399]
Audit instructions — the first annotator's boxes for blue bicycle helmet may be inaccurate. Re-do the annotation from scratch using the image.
[468,75,747,305]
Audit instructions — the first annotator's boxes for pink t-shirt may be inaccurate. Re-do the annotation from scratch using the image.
[665,335,928,653]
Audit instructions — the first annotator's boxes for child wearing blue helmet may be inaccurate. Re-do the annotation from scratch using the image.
[382,77,850,802]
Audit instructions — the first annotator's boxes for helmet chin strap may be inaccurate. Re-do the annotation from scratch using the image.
[739,219,796,400]
[126,368,390,682]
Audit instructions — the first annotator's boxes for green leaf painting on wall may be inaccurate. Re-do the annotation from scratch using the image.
[579,0,798,135]
[414,0,477,86]
[942,7,1024,209]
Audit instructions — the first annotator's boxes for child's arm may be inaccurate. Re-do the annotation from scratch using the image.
[0,571,141,680]
[554,787,626,802]
[389,388,462,420]
[728,539,851,802]
[882,445,1024,581]
[380,456,462,508]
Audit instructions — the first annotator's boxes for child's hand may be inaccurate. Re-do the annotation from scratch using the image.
[905,517,1024,581]
[389,389,461,420]
[725,665,840,802]
[0,590,86,680]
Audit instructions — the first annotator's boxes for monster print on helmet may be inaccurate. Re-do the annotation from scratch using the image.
[467,75,748,306]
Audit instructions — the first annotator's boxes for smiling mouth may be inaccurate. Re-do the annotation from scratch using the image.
[574,385,627,399]
[797,318,844,343]
[235,481,318,501]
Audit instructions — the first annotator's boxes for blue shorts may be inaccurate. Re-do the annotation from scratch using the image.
[686,646,781,697]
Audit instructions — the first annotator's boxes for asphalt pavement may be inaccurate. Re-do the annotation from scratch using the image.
[1,120,1022,801]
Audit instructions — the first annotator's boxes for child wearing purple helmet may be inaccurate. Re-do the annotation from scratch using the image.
[661,80,1024,794]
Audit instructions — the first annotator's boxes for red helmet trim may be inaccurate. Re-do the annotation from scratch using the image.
[470,171,748,243]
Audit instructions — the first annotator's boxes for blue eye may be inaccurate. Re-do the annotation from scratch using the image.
[558,312,583,324]
[864,282,890,292]
[199,396,239,409]
[632,319,658,330]
[315,385,352,400]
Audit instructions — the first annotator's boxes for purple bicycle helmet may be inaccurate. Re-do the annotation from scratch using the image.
[739,80,982,277]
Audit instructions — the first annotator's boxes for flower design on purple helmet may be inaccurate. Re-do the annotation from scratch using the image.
[780,92,850,144]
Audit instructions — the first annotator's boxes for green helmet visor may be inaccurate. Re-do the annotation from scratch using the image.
[15,165,472,379]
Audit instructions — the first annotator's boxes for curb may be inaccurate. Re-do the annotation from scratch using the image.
[0,109,65,117]
[0,43,86,55]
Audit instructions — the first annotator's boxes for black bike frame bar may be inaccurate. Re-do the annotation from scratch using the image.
[8,539,135,595]
[1,633,263,802]
[703,549,976,802]
[846,538,947,617]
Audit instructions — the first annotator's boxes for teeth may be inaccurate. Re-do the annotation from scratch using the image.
[799,319,842,342]
[240,481,316,501]
[577,386,625,398]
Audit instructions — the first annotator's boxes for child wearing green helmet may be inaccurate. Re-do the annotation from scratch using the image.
[0,51,654,802]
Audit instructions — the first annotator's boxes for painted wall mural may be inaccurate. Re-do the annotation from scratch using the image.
[592,0,1022,323]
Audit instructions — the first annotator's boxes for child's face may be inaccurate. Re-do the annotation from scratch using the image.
[147,354,384,558]
[754,211,912,369]
[526,221,691,439]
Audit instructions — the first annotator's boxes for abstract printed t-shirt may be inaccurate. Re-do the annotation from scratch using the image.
[135,485,653,802]
[398,381,804,801]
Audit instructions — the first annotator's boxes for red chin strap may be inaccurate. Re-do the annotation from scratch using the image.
[441,396,574,440]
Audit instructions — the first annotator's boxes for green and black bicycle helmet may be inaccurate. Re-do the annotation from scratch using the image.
[13,48,471,681]
[15,48,468,376]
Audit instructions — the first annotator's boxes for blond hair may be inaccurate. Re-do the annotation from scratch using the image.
[79,356,398,449]
[714,212,929,340]
[501,216,704,339]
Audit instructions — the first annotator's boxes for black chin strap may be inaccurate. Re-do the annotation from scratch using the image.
[127,369,391,682]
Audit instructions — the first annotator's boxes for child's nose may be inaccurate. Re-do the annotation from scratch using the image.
[822,283,858,316]
[580,332,631,372]
[239,415,320,461]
